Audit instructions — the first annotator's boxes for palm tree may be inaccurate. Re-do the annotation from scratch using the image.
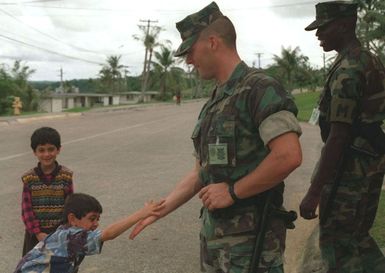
[152,46,183,100]
[133,25,164,102]
[273,46,309,91]
[99,55,125,93]
[11,60,35,89]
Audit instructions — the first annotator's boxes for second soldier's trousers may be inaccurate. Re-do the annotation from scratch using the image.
[319,153,385,273]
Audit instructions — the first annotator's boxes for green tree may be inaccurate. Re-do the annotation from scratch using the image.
[355,0,385,61]
[10,60,37,111]
[272,46,309,91]
[152,46,183,100]
[0,61,37,113]
[99,55,125,93]
[0,66,16,114]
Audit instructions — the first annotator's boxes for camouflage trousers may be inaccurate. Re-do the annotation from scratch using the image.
[319,153,385,273]
[200,207,286,273]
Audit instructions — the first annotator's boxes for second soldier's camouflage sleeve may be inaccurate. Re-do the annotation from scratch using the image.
[329,61,363,124]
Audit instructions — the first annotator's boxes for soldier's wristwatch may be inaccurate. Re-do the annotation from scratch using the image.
[228,183,240,202]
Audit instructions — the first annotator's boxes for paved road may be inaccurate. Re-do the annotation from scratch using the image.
[0,101,321,273]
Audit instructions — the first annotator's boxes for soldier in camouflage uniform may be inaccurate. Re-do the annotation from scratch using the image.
[300,1,385,273]
[130,2,302,273]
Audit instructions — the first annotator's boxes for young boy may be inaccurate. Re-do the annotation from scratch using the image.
[14,193,164,273]
[21,127,74,255]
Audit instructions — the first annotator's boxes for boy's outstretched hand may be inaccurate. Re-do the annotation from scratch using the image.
[141,199,166,218]
[130,199,166,239]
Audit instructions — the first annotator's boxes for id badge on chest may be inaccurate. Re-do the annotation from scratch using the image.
[208,137,228,165]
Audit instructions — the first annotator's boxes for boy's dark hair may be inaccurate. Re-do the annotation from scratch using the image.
[31,127,61,151]
[63,193,103,223]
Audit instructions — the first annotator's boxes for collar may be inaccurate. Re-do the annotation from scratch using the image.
[337,40,361,58]
[218,61,249,96]
[206,61,249,111]
[34,161,61,183]
[328,40,362,76]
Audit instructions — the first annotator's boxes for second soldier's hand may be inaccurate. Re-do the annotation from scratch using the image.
[198,182,234,211]
[299,190,320,220]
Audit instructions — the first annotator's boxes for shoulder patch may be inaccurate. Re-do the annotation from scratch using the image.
[330,97,357,124]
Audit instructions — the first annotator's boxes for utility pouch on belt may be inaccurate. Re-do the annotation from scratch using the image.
[357,122,385,154]
[271,208,297,229]
[349,122,385,157]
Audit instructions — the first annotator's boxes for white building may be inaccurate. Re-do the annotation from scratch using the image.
[39,91,159,113]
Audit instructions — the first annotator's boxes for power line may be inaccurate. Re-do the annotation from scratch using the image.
[0,33,103,65]
[228,1,317,10]
[0,7,108,55]
[1,1,318,12]
[0,0,60,5]
[8,4,131,11]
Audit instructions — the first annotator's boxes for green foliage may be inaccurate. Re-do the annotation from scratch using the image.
[293,91,320,121]
[371,191,385,248]
[355,0,385,62]
[151,46,184,100]
[63,106,91,113]
[0,60,37,114]
[99,55,127,93]
[125,76,141,91]
[268,46,324,92]
[133,24,165,96]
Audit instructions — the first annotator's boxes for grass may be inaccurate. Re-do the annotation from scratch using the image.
[292,91,320,122]
[0,110,42,117]
[371,190,385,248]
[63,106,91,113]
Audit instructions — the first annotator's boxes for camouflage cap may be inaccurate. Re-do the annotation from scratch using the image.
[305,1,358,31]
[174,2,223,57]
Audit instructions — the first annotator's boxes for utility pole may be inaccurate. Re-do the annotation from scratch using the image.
[58,67,64,93]
[122,65,130,91]
[323,53,326,79]
[139,19,158,102]
[255,52,263,69]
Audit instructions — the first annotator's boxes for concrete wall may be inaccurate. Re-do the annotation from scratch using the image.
[103,96,109,106]
[39,99,52,113]
[67,98,74,109]
[40,98,63,112]
[112,96,120,105]
[51,98,63,112]
[74,97,83,108]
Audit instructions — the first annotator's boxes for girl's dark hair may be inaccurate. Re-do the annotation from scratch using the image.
[63,193,103,223]
[31,127,61,151]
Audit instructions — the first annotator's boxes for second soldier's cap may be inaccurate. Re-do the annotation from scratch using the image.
[174,2,223,57]
[305,1,358,31]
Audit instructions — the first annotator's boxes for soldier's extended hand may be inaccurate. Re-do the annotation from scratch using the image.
[198,182,234,210]
[299,191,320,220]
[129,215,158,239]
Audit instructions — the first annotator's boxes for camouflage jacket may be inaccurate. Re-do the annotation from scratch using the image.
[318,42,385,156]
[192,61,299,209]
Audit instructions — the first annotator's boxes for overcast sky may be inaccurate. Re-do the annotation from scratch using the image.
[0,0,335,81]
